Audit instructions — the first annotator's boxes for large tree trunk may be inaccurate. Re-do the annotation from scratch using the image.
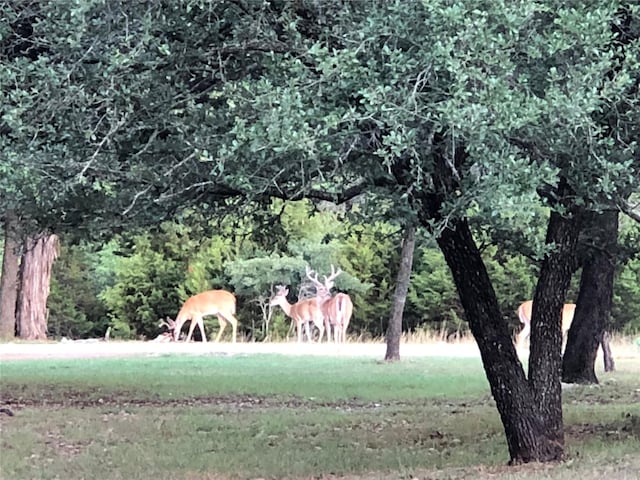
[528,206,582,450]
[16,233,60,340]
[0,212,21,338]
[385,225,416,361]
[562,209,618,383]
[437,217,563,463]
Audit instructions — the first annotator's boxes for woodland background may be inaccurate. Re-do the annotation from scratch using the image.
[0,1,639,343]
[2,198,637,342]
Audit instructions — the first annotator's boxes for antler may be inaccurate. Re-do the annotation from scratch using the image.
[306,265,324,289]
[158,317,176,331]
[323,264,343,290]
[154,317,177,342]
[306,264,342,296]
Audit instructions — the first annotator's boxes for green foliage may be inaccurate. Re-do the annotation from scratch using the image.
[613,257,640,333]
[99,227,190,339]
[47,243,109,339]
[408,247,461,330]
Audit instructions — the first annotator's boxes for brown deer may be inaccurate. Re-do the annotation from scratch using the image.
[306,265,354,343]
[515,300,575,349]
[167,290,239,343]
[269,285,325,342]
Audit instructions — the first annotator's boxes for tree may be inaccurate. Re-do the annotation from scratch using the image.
[385,224,416,361]
[16,233,59,339]
[0,212,20,338]
[563,210,619,383]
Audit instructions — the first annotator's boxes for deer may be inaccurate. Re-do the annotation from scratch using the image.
[515,300,576,350]
[269,285,326,342]
[306,265,353,343]
[166,290,239,343]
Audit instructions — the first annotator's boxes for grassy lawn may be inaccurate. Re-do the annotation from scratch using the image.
[0,352,639,480]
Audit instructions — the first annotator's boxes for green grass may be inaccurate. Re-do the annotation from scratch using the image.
[0,354,490,401]
[1,354,639,480]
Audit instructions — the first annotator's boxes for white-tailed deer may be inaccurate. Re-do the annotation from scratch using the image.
[306,265,353,343]
[320,293,353,343]
[515,300,576,349]
[170,290,239,343]
[270,285,325,342]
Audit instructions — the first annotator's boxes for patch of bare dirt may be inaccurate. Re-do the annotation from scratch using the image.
[0,383,493,416]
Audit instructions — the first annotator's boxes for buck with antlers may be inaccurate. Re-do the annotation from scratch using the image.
[306,265,354,343]
[165,289,239,343]
[515,300,575,349]
[269,285,326,342]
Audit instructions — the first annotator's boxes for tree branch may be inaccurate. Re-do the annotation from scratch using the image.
[619,198,640,223]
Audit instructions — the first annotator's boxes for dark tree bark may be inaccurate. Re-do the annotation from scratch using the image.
[16,233,59,340]
[562,210,618,383]
[385,224,416,361]
[0,212,21,339]
[436,217,563,463]
[528,205,582,449]
[411,138,570,463]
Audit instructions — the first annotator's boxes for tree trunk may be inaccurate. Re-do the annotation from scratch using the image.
[0,212,21,339]
[601,331,615,372]
[16,233,60,340]
[437,217,563,463]
[385,225,416,361]
[528,206,582,451]
[562,209,618,383]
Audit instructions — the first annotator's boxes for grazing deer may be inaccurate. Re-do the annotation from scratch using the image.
[270,285,325,342]
[515,300,575,349]
[306,265,353,343]
[168,290,239,343]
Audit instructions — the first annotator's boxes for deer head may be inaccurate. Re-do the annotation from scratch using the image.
[270,285,289,305]
[157,317,177,340]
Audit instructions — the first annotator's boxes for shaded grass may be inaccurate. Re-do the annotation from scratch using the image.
[1,354,639,480]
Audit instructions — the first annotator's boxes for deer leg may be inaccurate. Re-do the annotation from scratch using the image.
[215,317,228,342]
[323,317,332,343]
[296,320,303,342]
[186,317,199,342]
[195,317,207,342]
[317,321,325,344]
[303,321,312,342]
[227,314,238,343]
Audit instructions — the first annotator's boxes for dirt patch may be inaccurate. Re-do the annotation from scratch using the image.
[0,383,494,415]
